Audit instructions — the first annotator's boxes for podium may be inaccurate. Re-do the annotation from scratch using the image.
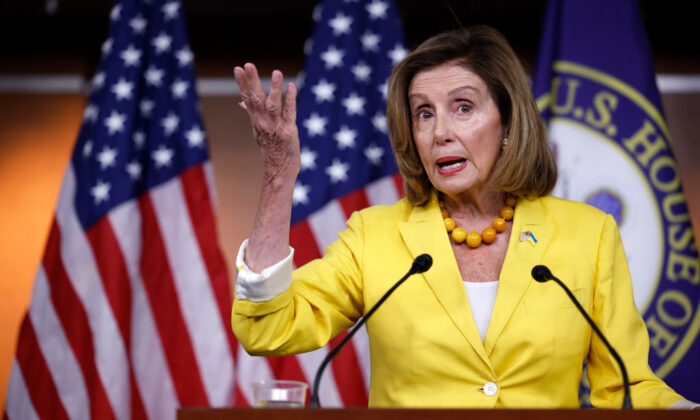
[177,408,698,420]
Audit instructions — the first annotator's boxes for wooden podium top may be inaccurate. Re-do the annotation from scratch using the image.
[177,407,698,420]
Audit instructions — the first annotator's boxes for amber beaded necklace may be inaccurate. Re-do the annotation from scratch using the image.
[440,196,515,248]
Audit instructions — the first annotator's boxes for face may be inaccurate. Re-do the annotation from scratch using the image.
[408,61,504,200]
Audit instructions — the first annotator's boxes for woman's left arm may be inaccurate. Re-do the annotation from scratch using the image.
[586,214,693,408]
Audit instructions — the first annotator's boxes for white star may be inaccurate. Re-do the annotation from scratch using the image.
[311,79,336,103]
[96,146,118,169]
[342,92,366,115]
[304,38,314,55]
[352,62,372,82]
[129,15,147,34]
[82,140,93,158]
[140,99,155,117]
[366,0,388,19]
[329,12,353,36]
[91,72,105,90]
[372,112,387,133]
[361,31,380,52]
[126,160,142,180]
[171,79,189,99]
[303,113,328,137]
[91,180,111,204]
[162,1,180,20]
[83,104,98,123]
[133,131,146,149]
[185,126,205,147]
[326,159,350,183]
[145,66,164,86]
[300,147,317,171]
[378,79,389,100]
[320,46,344,69]
[101,38,113,56]
[364,144,384,165]
[388,44,408,65]
[104,111,126,135]
[152,33,172,54]
[110,4,121,21]
[152,145,175,168]
[292,182,310,206]
[161,112,179,136]
[111,78,134,101]
[176,47,194,66]
[334,126,357,149]
[120,45,142,67]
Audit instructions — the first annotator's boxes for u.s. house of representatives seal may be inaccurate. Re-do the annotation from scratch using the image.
[537,61,700,401]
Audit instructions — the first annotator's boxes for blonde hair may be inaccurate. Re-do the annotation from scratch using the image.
[387,26,557,206]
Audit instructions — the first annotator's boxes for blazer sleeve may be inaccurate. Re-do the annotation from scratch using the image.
[232,211,366,357]
[587,214,684,408]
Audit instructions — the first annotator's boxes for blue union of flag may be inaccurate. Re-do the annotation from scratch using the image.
[533,0,700,404]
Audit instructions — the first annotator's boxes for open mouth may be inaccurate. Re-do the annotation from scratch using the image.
[436,157,467,174]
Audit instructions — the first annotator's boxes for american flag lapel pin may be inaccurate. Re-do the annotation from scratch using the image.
[520,230,537,247]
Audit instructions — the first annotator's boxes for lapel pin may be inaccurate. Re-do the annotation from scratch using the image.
[520,231,537,247]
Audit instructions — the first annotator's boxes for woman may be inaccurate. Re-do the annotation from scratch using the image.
[231,26,691,408]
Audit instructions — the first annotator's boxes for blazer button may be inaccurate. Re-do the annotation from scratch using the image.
[483,382,498,397]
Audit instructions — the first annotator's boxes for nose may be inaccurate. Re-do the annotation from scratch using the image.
[433,112,454,145]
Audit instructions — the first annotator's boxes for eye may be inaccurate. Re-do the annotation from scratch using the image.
[415,108,433,120]
[457,103,472,113]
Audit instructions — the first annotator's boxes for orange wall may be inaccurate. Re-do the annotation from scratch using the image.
[1,91,698,413]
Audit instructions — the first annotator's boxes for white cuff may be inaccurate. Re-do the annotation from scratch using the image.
[669,399,700,409]
[235,239,295,302]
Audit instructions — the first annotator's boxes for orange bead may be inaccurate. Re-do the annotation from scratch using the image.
[452,227,467,243]
[482,227,497,244]
[506,196,516,207]
[500,206,514,221]
[439,201,446,209]
[466,231,482,248]
[441,208,450,218]
[444,217,456,232]
[493,217,507,233]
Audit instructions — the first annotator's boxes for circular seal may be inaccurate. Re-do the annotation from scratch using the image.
[538,60,700,383]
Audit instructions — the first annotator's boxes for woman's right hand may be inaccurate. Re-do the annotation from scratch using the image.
[234,63,300,184]
[233,63,300,272]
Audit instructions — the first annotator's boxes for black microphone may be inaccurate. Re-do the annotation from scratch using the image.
[309,254,433,408]
[531,265,632,409]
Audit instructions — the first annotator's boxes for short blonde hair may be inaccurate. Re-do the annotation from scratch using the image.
[386,26,557,206]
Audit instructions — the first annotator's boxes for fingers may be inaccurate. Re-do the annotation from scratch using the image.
[266,70,284,119]
[282,82,298,125]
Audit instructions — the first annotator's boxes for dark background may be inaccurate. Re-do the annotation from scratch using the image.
[2,0,699,77]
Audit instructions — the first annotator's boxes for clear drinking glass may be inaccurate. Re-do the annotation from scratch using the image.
[251,380,308,408]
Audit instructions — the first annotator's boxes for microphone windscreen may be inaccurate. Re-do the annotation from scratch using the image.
[531,265,552,283]
[412,254,433,273]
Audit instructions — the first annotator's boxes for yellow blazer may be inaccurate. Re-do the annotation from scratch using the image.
[232,192,683,408]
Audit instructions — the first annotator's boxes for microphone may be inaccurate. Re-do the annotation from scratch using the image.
[309,254,433,408]
[531,265,632,409]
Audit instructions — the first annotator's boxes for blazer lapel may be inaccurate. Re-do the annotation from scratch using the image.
[485,197,554,355]
[398,193,492,368]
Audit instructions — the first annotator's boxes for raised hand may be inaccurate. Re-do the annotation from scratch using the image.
[234,63,300,183]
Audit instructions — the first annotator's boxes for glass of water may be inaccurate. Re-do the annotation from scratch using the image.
[251,380,308,408]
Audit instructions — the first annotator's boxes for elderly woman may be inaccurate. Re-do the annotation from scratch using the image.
[231,26,689,408]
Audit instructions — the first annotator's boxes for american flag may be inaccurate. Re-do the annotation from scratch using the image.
[4,0,236,419]
[233,0,406,407]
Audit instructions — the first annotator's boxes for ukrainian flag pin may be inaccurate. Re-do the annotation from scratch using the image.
[520,231,537,247]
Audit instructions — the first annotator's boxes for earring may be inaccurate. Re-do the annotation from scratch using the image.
[502,137,509,147]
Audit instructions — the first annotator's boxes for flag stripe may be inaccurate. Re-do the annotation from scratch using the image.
[150,177,234,406]
[235,345,274,406]
[366,175,401,206]
[329,332,369,406]
[179,165,238,359]
[43,219,117,420]
[5,360,41,420]
[109,202,180,420]
[296,349,343,407]
[138,194,209,405]
[308,200,348,253]
[337,188,370,219]
[290,221,323,268]
[85,218,149,420]
[14,318,70,420]
[350,325,372,392]
[29,267,90,420]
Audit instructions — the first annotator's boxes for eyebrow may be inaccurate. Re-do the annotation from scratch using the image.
[408,85,481,103]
